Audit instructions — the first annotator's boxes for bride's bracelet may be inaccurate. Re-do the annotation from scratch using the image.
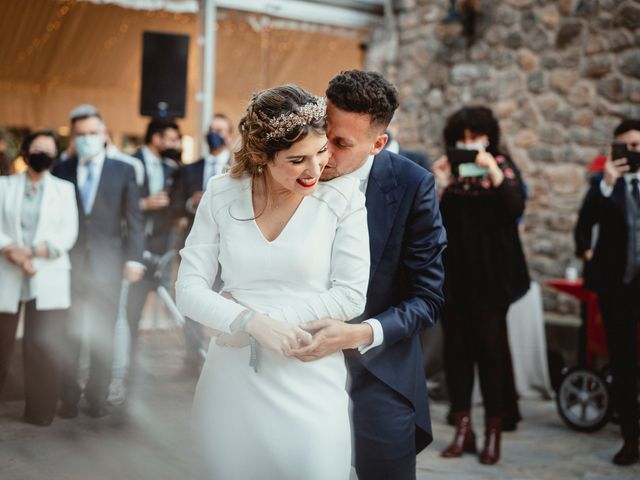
[239,309,258,373]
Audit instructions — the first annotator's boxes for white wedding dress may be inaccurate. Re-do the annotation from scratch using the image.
[176,173,370,480]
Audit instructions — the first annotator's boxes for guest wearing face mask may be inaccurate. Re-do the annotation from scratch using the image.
[52,105,144,419]
[0,130,78,425]
[179,113,233,221]
[124,119,183,374]
[174,113,233,375]
[432,106,530,465]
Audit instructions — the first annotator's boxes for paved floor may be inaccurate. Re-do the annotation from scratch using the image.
[0,328,638,480]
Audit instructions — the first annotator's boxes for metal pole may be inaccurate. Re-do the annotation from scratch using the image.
[201,0,216,156]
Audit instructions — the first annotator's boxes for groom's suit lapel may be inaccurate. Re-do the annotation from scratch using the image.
[366,151,405,279]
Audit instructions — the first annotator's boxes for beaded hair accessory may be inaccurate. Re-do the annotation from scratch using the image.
[263,96,327,141]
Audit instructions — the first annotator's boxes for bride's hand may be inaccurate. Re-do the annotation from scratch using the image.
[245,314,313,357]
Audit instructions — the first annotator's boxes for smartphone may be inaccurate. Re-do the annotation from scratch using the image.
[611,142,640,173]
[446,147,489,177]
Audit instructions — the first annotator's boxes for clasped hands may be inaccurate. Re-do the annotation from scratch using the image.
[218,293,372,362]
[2,244,37,276]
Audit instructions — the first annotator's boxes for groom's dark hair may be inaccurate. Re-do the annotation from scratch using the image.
[326,70,399,130]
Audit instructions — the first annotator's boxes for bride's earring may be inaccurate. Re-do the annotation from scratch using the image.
[257,165,264,174]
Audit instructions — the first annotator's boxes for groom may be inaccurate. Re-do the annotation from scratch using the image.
[293,70,447,479]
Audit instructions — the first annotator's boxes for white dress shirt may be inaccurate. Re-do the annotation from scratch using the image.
[600,172,640,198]
[349,155,384,354]
[203,148,231,190]
[141,146,165,194]
[77,151,105,215]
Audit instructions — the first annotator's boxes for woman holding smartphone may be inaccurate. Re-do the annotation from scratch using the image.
[432,106,530,465]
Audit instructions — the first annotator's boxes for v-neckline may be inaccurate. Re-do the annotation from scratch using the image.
[249,181,307,244]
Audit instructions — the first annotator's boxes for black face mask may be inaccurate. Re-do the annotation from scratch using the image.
[27,152,55,173]
[161,148,182,162]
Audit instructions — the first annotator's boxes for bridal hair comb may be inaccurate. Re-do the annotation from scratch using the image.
[263,96,327,141]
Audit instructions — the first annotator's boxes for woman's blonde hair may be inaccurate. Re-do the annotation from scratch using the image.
[229,84,326,178]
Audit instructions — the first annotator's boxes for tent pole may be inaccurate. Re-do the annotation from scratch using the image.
[200,0,216,159]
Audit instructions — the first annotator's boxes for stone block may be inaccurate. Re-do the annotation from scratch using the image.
[496,3,520,26]
[520,9,537,32]
[527,70,545,94]
[495,99,518,118]
[515,129,538,148]
[613,1,640,31]
[550,69,578,94]
[450,63,480,84]
[585,35,608,55]
[571,109,595,127]
[517,48,538,71]
[544,164,583,195]
[425,63,449,88]
[425,88,444,109]
[505,31,524,49]
[629,80,640,103]
[575,0,598,17]
[556,20,583,48]
[535,92,560,113]
[609,29,635,51]
[528,146,555,163]
[540,4,560,29]
[526,26,550,51]
[568,126,592,146]
[597,75,627,102]
[539,124,567,146]
[471,82,498,102]
[567,80,596,107]
[581,54,612,78]
[558,0,576,16]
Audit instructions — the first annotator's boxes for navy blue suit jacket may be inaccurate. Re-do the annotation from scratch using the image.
[350,150,447,450]
[52,156,144,297]
[576,173,635,295]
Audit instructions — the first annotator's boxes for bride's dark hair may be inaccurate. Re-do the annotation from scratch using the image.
[229,84,326,179]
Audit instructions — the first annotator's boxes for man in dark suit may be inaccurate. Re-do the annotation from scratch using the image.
[127,119,182,359]
[176,113,233,372]
[384,123,431,171]
[53,106,144,418]
[293,70,447,479]
[575,119,640,466]
[179,113,233,223]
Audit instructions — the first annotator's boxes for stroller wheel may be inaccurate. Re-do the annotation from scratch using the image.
[556,367,611,432]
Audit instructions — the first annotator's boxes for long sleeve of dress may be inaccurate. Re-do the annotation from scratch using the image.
[175,183,246,332]
[278,180,370,324]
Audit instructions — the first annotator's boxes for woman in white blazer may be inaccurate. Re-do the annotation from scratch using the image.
[0,130,78,426]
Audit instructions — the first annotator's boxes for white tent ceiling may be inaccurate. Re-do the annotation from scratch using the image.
[80,0,385,28]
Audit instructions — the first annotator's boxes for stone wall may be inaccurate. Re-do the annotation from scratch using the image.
[365,0,640,314]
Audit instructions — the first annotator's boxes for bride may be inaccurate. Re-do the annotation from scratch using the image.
[175,84,370,479]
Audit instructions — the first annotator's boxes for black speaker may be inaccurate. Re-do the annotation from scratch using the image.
[140,31,189,118]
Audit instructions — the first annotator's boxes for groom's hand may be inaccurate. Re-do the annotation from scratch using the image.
[291,319,373,362]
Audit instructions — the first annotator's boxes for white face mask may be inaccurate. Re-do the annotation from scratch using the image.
[455,140,486,152]
[76,134,104,160]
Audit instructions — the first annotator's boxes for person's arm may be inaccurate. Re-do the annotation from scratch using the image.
[34,181,79,258]
[490,156,526,220]
[371,172,447,349]
[276,181,370,324]
[175,187,249,332]
[0,177,12,250]
[574,176,601,259]
[119,166,145,282]
[293,173,446,361]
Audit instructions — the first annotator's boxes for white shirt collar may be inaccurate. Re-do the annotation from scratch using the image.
[624,172,640,182]
[79,150,105,168]
[142,145,162,165]
[349,155,375,183]
[207,148,230,165]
